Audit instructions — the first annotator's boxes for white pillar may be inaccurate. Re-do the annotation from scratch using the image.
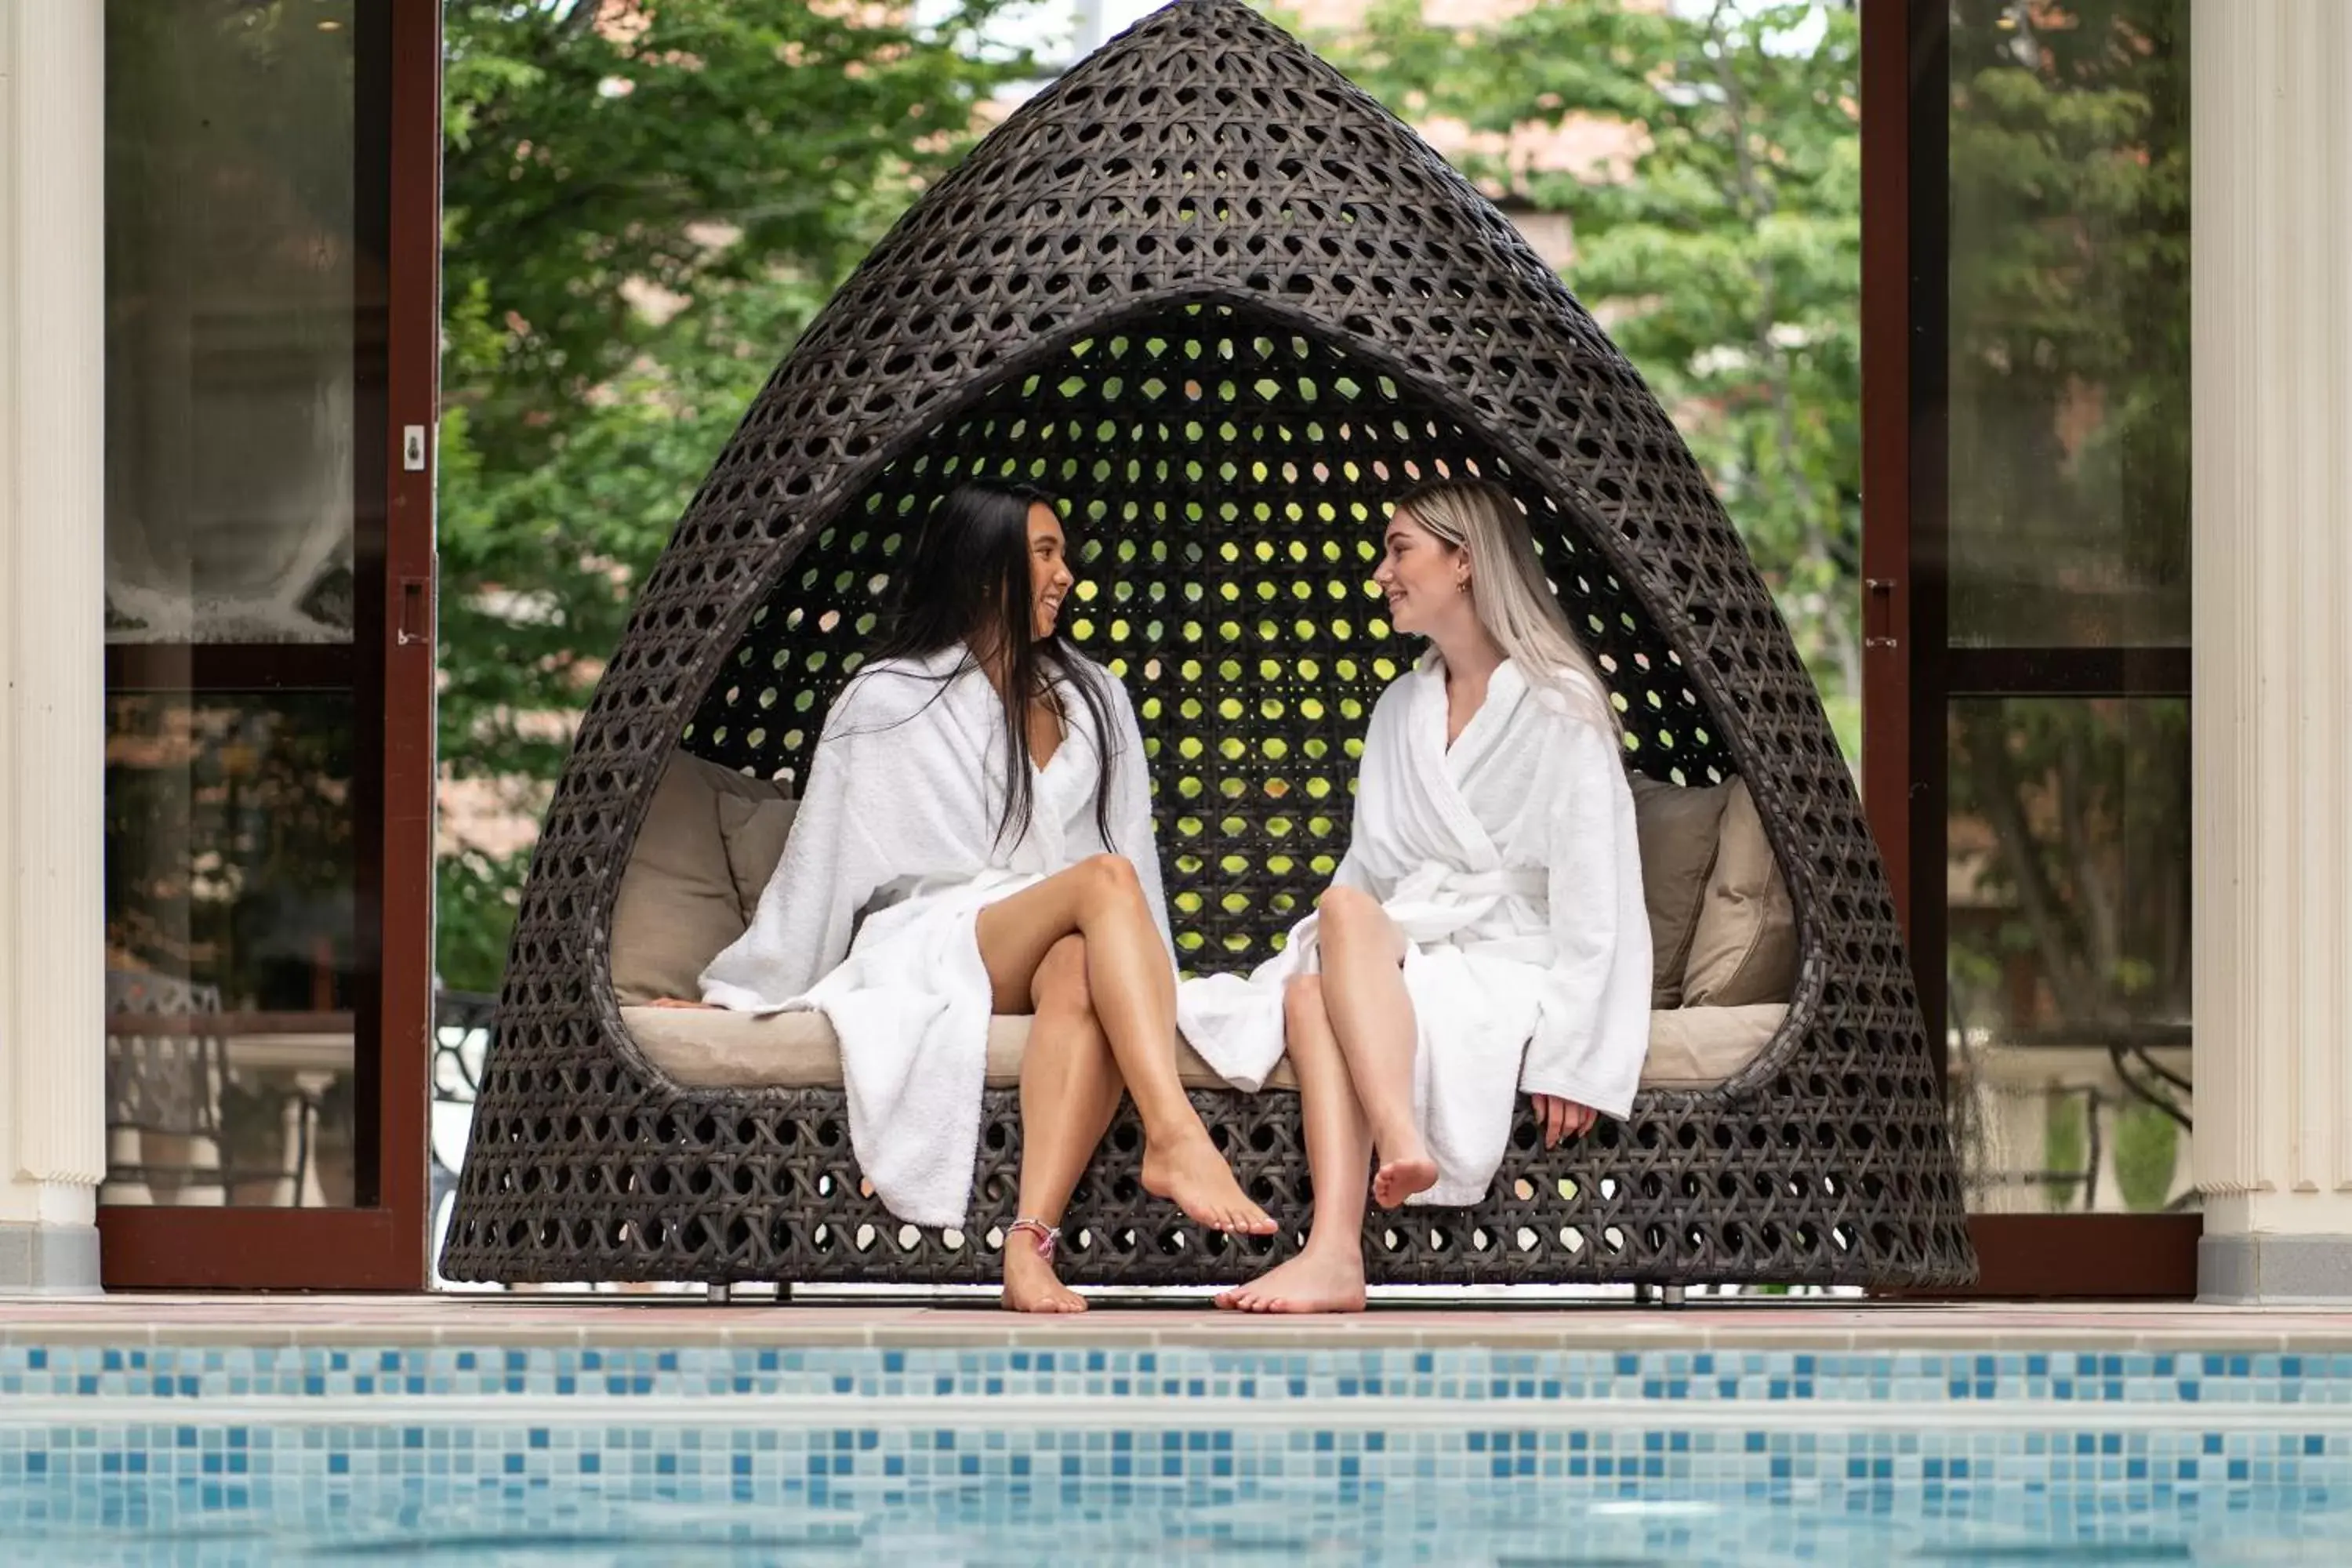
[0,0,107,1292]
[2192,0,2352,1302]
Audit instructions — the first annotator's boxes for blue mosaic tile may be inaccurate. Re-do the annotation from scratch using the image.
[5,1342,2352,1414]
[5,1416,2350,1566]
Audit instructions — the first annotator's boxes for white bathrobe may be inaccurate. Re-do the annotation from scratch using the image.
[699,643,1171,1227]
[1178,652,1652,1207]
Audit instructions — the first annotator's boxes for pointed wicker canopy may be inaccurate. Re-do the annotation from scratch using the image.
[443,0,1973,1290]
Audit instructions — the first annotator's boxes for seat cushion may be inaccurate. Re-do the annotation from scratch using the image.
[1681,779,1797,1008]
[1628,772,1733,1007]
[622,1002,1787,1096]
[1637,1003,1790,1090]
[609,754,797,1005]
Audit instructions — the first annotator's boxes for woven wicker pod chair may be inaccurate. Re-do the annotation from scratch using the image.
[441,0,1974,1294]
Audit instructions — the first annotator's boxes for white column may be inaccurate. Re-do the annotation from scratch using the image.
[0,0,107,1292]
[2192,0,2352,1301]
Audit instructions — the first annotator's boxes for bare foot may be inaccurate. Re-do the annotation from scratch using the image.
[1215,1249,1367,1314]
[1370,1134,1439,1209]
[1141,1128,1276,1235]
[1001,1237,1087,1314]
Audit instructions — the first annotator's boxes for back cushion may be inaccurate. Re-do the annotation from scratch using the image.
[717,790,799,924]
[1682,779,1798,1007]
[1628,772,1733,1007]
[609,755,739,1004]
[609,753,794,1005]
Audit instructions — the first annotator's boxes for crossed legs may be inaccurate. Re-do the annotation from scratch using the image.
[979,855,1275,1312]
[999,934,1123,1312]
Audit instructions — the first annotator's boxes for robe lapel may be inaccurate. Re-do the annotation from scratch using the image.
[1443,660,1530,782]
[1410,654,1507,873]
[934,654,1006,780]
[1023,681,1095,871]
[900,651,1104,873]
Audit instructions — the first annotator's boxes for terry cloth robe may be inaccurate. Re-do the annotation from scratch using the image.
[1177,652,1653,1207]
[699,643,1171,1227]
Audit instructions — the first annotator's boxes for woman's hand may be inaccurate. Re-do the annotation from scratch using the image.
[1530,1093,1597,1149]
[645,997,720,1009]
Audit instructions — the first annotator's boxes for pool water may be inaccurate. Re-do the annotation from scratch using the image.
[5,1419,2349,1566]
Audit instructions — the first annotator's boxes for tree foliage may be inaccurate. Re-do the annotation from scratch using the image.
[436,0,1029,987]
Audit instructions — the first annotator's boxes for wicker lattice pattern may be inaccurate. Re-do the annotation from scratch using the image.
[441,0,1974,1290]
[682,307,1726,968]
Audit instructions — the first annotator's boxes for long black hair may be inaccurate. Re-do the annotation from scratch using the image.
[866,483,1122,849]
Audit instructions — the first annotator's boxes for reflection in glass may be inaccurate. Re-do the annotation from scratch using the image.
[103,0,360,644]
[1947,0,2189,647]
[103,695,359,1207]
[1946,699,2190,1214]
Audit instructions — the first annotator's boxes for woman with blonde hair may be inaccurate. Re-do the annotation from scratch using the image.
[1179,477,1653,1312]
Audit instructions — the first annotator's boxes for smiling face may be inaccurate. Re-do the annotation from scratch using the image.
[1027,502,1074,640]
[1372,505,1471,638]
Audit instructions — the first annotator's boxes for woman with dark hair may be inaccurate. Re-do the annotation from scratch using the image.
[698,483,1273,1311]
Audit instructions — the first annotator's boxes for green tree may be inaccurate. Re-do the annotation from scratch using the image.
[1322,0,1867,756]
[436,0,1030,989]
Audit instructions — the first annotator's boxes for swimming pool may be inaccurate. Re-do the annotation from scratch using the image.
[7,1416,2349,1564]
[6,1341,2350,1563]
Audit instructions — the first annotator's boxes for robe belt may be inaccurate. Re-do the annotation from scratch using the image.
[1383,863,1548,948]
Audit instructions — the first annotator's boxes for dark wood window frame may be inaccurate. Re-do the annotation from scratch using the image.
[1860,0,2197,1298]
[98,0,439,1290]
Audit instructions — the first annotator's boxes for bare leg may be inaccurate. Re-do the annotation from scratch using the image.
[975,856,1273,1234]
[1316,887,1436,1208]
[1003,935,1124,1314]
[1218,974,1370,1313]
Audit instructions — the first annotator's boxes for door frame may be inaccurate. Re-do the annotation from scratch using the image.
[1858,0,2197,1298]
[99,0,440,1290]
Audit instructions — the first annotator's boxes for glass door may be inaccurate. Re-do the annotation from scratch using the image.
[1861,0,2196,1295]
[96,0,439,1289]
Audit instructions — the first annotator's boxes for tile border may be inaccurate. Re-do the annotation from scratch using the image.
[6,1341,2351,1421]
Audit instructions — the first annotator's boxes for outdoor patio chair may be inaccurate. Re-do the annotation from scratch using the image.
[441,0,1974,1296]
[102,970,232,1205]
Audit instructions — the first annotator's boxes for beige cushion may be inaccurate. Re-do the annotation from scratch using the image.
[1681,779,1798,1007]
[622,1002,1787,1097]
[1639,1003,1789,1090]
[608,754,797,1006]
[716,789,798,919]
[609,756,748,1005]
[1628,772,1733,1007]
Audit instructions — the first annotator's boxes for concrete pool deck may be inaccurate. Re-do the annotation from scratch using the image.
[5,1296,2351,1352]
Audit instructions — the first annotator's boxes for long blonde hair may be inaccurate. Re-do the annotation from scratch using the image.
[1392,477,1620,732]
